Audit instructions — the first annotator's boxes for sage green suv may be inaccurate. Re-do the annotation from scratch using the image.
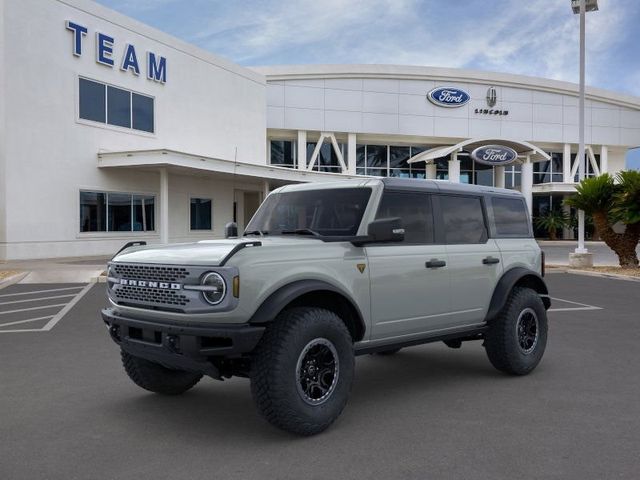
[102,178,550,435]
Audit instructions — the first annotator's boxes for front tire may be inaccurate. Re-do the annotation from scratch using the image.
[484,287,548,375]
[250,307,355,436]
[121,350,202,395]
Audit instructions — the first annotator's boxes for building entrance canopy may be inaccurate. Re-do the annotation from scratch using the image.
[407,138,551,164]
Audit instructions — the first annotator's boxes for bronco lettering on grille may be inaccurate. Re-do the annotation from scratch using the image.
[119,279,181,290]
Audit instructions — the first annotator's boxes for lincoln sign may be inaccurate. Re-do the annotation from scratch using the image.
[471,145,518,166]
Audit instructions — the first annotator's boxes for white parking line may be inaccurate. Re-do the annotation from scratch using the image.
[0,286,84,298]
[0,293,78,306]
[41,283,94,331]
[0,303,68,316]
[0,315,54,328]
[548,297,602,312]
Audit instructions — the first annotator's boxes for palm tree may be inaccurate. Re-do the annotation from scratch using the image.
[534,209,569,240]
[565,172,640,267]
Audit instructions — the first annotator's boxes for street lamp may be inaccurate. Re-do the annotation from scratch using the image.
[570,0,597,262]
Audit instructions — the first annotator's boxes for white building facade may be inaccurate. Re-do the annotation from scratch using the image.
[1,0,640,260]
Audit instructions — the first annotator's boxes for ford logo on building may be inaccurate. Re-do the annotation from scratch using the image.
[427,87,470,108]
[471,145,519,166]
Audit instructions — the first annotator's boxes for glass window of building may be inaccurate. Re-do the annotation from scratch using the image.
[305,142,345,172]
[191,198,212,230]
[355,145,427,178]
[375,191,434,244]
[504,165,522,189]
[270,140,296,168]
[491,197,531,237]
[534,153,564,184]
[78,78,154,133]
[79,78,106,123]
[440,195,487,244]
[80,191,155,233]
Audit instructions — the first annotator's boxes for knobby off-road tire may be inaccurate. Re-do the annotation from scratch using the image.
[121,350,202,395]
[250,307,355,436]
[485,287,548,376]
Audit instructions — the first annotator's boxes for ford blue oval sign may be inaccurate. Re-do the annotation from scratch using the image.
[471,145,519,166]
[427,87,470,108]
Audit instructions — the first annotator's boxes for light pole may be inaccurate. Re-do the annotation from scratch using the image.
[570,0,597,262]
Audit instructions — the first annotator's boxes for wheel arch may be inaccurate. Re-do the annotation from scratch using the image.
[485,267,550,322]
[248,280,366,342]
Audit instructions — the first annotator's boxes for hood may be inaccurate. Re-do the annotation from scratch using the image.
[111,236,322,266]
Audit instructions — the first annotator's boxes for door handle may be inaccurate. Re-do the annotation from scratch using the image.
[425,259,446,268]
[482,256,500,265]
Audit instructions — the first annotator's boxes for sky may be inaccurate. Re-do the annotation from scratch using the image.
[94,0,640,170]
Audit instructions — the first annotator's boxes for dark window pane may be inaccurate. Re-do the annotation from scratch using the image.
[79,79,106,123]
[270,140,296,167]
[132,93,154,133]
[80,191,106,232]
[440,195,487,244]
[190,198,212,230]
[375,192,434,244]
[492,197,530,237]
[551,153,563,175]
[367,145,387,169]
[389,146,410,169]
[133,195,155,231]
[246,188,371,237]
[356,167,367,176]
[356,145,366,168]
[108,193,132,231]
[107,86,131,128]
[368,168,387,177]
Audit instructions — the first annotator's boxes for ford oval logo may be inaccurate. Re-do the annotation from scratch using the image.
[471,145,519,166]
[427,87,470,108]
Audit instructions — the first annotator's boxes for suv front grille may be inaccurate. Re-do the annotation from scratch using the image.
[113,264,190,282]
[115,285,190,307]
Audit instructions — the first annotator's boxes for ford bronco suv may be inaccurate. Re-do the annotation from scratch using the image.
[102,178,550,435]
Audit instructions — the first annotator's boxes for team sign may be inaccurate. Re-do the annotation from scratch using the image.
[66,21,167,84]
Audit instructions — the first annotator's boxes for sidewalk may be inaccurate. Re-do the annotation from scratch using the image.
[0,256,109,284]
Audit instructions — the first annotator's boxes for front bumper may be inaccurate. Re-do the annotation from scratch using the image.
[102,308,265,378]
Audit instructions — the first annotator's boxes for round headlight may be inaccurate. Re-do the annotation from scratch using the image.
[201,272,226,305]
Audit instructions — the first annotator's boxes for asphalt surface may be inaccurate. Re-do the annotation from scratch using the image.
[1,273,639,480]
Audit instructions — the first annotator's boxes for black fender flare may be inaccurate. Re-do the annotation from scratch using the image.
[248,279,366,341]
[485,268,550,322]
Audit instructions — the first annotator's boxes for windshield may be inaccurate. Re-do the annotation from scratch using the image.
[245,188,372,237]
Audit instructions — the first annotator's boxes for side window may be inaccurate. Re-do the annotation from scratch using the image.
[375,191,434,244]
[491,197,531,237]
[440,195,487,244]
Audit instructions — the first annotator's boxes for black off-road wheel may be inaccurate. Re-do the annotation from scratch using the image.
[375,347,402,356]
[250,307,355,436]
[121,350,202,395]
[484,287,548,375]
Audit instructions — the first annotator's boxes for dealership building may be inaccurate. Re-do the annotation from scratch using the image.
[1,0,640,260]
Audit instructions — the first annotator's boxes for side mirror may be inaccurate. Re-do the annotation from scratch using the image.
[224,222,238,238]
[366,217,405,244]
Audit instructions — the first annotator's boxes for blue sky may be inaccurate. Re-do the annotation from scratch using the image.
[95,0,640,169]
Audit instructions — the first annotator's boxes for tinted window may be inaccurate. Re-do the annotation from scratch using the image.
[133,195,155,231]
[375,191,434,244]
[107,86,131,128]
[492,197,530,237]
[80,191,106,232]
[132,93,154,133]
[191,198,212,230]
[246,188,371,237]
[440,195,487,244]
[108,193,132,231]
[79,79,106,123]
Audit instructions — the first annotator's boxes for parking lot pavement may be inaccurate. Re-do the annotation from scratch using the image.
[0,283,92,333]
[1,273,639,480]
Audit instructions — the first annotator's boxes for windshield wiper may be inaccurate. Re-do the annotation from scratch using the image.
[244,230,268,236]
[280,228,321,237]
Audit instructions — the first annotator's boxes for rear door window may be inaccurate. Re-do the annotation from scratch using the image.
[491,197,531,237]
[439,195,487,244]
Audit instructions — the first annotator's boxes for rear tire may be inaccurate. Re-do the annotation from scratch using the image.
[250,307,355,436]
[121,350,202,395]
[484,287,548,375]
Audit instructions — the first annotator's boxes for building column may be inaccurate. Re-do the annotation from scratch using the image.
[347,133,357,175]
[263,180,270,201]
[600,145,608,174]
[563,143,572,183]
[426,162,437,180]
[297,130,307,170]
[494,166,506,188]
[160,168,169,244]
[448,153,460,183]
[521,157,534,214]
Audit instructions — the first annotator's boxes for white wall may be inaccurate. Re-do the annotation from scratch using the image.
[1,0,267,259]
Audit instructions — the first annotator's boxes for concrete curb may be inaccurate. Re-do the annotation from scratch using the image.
[565,269,640,283]
[0,272,29,290]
